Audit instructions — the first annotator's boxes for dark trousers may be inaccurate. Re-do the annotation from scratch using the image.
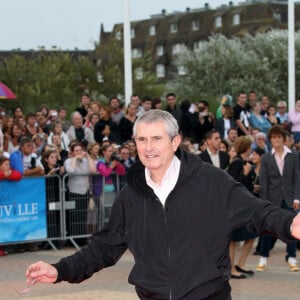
[259,200,297,259]
[204,281,231,300]
[136,281,231,300]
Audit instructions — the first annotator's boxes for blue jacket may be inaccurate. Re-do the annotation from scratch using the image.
[9,150,24,175]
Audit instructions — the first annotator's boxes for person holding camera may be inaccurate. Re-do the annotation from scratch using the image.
[64,141,96,239]
[96,144,126,225]
[96,144,126,193]
[66,111,95,148]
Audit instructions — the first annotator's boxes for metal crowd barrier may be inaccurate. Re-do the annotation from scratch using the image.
[0,172,124,251]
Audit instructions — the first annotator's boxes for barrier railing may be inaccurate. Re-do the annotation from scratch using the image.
[0,172,124,251]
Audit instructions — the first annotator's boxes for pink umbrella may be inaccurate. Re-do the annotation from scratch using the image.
[0,82,16,99]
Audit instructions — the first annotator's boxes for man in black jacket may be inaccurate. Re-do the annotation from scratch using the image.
[26,110,300,300]
[199,130,229,170]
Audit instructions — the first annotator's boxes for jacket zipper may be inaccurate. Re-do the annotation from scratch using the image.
[163,201,172,300]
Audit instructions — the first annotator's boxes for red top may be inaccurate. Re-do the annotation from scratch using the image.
[0,169,22,181]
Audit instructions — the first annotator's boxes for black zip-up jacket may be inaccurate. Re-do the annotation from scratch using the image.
[53,150,295,299]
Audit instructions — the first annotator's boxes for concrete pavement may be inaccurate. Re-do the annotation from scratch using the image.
[1,240,299,300]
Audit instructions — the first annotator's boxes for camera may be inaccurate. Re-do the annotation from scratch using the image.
[111,154,122,163]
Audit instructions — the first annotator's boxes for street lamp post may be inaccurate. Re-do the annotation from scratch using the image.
[288,0,295,111]
[123,0,133,106]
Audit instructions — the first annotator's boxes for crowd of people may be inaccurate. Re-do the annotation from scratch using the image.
[1,91,300,282]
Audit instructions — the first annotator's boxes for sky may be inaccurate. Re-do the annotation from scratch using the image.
[1,0,228,51]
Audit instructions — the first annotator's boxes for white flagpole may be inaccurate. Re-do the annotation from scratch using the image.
[124,0,133,107]
[288,0,295,112]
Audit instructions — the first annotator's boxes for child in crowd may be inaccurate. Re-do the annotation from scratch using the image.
[0,155,22,256]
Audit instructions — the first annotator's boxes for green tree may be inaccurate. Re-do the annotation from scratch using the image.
[170,31,300,107]
[95,39,165,102]
[0,52,98,113]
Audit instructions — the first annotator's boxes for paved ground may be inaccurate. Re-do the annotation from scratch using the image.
[1,240,300,300]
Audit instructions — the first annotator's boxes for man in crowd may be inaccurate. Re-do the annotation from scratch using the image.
[57,107,71,132]
[141,96,152,113]
[10,136,44,177]
[76,93,90,123]
[233,91,251,136]
[200,130,229,169]
[66,111,95,147]
[248,91,258,111]
[256,125,300,272]
[109,97,124,125]
[131,94,144,118]
[225,128,238,146]
[165,92,182,124]
[26,110,300,299]
[109,96,124,144]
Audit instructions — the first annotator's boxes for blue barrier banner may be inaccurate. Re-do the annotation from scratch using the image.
[0,177,47,243]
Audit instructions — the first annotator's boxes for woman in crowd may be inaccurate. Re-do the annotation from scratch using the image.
[0,155,22,256]
[64,142,96,238]
[24,112,40,139]
[227,136,256,279]
[97,144,126,193]
[86,142,101,233]
[251,131,269,152]
[220,139,229,153]
[250,147,269,255]
[119,103,138,144]
[216,104,236,139]
[2,116,15,138]
[3,124,23,154]
[12,106,23,121]
[41,149,63,176]
[47,121,70,151]
[96,144,126,225]
[41,149,64,241]
[151,97,162,109]
[288,98,300,144]
[87,113,100,133]
[94,106,113,144]
[84,102,102,129]
[227,144,237,163]
[266,104,280,126]
[249,102,271,134]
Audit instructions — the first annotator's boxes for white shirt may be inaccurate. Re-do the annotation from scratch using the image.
[207,149,220,168]
[223,119,231,139]
[145,156,181,206]
[271,145,291,176]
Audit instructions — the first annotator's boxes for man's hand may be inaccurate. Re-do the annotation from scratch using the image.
[291,213,300,240]
[26,261,58,284]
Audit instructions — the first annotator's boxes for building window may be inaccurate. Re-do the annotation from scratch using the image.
[172,43,186,55]
[178,66,186,76]
[156,64,165,78]
[132,48,142,58]
[170,23,178,33]
[232,14,240,26]
[192,19,200,31]
[156,45,164,56]
[193,41,203,52]
[215,16,222,28]
[131,28,135,39]
[135,67,143,80]
[149,25,156,36]
[115,30,122,40]
[273,12,281,21]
